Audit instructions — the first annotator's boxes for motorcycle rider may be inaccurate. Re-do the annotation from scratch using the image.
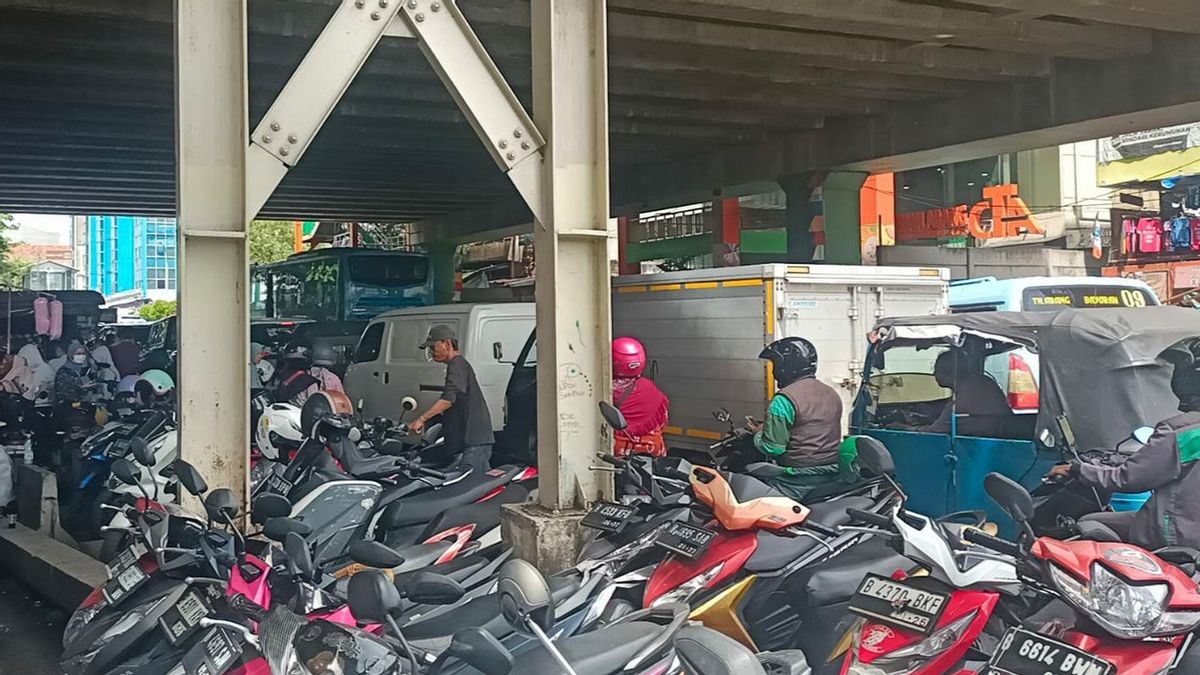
[409,325,494,473]
[309,343,345,393]
[273,341,321,406]
[750,337,844,499]
[1048,337,1200,550]
[54,342,97,404]
[611,337,670,457]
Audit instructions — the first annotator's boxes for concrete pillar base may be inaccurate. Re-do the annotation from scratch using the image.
[501,501,586,574]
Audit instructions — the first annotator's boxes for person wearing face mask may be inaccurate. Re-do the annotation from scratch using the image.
[54,342,97,404]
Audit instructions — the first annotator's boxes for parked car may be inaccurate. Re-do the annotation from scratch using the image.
[345,302,536,427]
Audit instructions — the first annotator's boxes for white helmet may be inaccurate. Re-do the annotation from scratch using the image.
[256,402,304,460]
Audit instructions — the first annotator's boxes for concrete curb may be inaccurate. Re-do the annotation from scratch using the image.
[0,524,105,611]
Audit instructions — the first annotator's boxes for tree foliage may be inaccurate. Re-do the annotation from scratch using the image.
[139,299,178,322]
[249,220,296,264]
[0,214,32,289]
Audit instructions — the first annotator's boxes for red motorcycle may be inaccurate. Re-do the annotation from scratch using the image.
[845,473,1200,674]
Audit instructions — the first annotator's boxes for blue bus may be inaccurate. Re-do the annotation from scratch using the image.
[948,276,1159,313]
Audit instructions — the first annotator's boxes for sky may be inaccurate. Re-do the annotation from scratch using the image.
[7,214,71,246]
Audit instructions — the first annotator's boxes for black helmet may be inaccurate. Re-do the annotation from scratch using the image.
[759,337,818,387]
[311,343,338,368]
[283,341,314,368]
[1163,338,1200,410]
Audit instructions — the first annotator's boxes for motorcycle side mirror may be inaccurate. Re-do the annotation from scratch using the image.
[110,458,142,486]
[251,494,293,525]
[347,569,402,623]
[284,530,317,582]
[1132,426,1154,445]
[171,459,208,496]
[400,396,417,413]
[983,473,1034,525]
[599,401,628,431]
[204,488,239,524]
[262,517,313,543]
[497,559,555,634]
[444,628,514,675]
[348,540,405,570]
[405,571,466,606]
[130,437,156,467]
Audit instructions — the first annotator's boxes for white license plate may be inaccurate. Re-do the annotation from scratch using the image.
[159,590,211,645]
[102,562,150,605]
[848,574,950,635]
[105,541,149,578]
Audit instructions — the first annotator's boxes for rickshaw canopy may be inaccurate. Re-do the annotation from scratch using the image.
[875,307,1200,454]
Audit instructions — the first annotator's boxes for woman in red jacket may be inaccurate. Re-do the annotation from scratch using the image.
[612,337,670,457]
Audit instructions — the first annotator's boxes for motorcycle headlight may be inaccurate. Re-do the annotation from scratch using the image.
[1049,563,1187,639]
[60,596,169,673]
[871,610,978,671]
[63,599,107,650]
[649,562,724,608]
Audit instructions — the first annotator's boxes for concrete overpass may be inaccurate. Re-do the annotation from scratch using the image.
[2,0,1200,566]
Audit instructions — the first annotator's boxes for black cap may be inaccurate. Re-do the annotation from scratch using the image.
[418,325,457,349]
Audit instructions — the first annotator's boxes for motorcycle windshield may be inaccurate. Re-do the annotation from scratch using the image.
[293,620,400,675]
[292,482,382,563]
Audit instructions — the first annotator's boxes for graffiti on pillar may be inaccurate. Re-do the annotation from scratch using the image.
[559,412,582,439]
[558,363,593,400]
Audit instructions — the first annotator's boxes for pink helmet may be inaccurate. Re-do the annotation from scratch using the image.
[613,337,646,378]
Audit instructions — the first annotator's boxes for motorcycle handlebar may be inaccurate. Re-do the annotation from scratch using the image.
[962,528,1023,559]
[846,508,892,529]
[417,466,449,480]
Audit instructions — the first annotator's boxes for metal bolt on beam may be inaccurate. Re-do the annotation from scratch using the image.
[506,151,515,160]
[521,141,530,150]
[498,139,508,149]
[262,134,272,143]
[372,11,381,20]
[431,2,441,11]
[407,0,417,8]
[415,12,425,22]
[514,129,523,138]
[380,0,389,6]
[270,121,281,132]
[355,0,365,7]
[287,134,298,144]
[280,147,290,156]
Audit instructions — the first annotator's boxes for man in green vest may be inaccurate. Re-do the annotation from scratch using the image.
[751,337,845,500]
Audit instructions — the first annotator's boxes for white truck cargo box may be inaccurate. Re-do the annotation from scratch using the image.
[612,264,949,452]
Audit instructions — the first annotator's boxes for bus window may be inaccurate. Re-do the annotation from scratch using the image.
[274,260,339,322]
[250,268,270,319]
[344,254,430,320]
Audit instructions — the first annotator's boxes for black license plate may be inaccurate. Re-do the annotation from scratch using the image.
[182,628,242,675]
[105,541,149,578]
[158,589,211,646]
[581,501,636,533]
[102,562,150,607]
[848,574,950,635]
[985,628,1116,675]
[655,521,716,559]
[266,472,293,495]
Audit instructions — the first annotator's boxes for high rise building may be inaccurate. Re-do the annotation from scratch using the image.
[84,216,177,301]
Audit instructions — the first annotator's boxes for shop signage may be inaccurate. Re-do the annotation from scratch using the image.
[895,184,1044,243]
[1100,124,1200,163]
[1175,263,1200,289]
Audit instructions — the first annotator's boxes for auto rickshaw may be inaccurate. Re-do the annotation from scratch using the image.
[851,307,1200,532]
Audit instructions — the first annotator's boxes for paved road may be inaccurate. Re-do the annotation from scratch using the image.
[0,577,65,675]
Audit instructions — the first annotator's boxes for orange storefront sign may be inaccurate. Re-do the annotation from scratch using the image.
[896,184,1044,242]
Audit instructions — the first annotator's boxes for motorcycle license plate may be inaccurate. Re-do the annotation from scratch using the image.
[655,521,716,559]
[159,589,211,646]
[581,501,636,533]
[848,574,950,635]
[102,562,150,607]
[105,541,150,578]
[265,472,293,495]
[985,628,1116,675]
[181,628,241,675]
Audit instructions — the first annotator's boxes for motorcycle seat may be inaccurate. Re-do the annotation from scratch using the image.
[489,620,666,675]
[674,625,767,675]
[745,463,788,479]
[380,466,521,530]
[415,484,530,542]
[745,497,873,573]
[390,540,456,573]
[403,574,582,642]
[792,537,909,607]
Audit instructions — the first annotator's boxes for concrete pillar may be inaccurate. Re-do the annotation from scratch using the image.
[174,0,251,505]
[822,171,870,265]
[780,173,819,263]
[503,0,612,573]
[427,242,456,304]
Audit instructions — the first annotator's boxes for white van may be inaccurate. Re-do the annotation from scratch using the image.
[345,303,536,428]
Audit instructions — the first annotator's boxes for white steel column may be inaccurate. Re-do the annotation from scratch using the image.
[174,0,251,503]
[531,0,612,509]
